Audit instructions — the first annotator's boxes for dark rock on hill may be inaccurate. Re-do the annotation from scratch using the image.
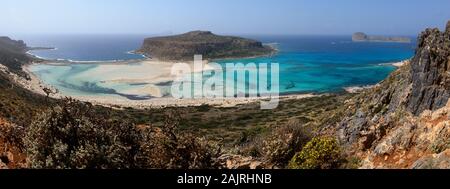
[137,31,275,61]
[407,25,450,115]
[0,37,31,77]
[352,32,411,43]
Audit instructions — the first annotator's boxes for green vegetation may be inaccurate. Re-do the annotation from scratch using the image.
[111,94,351,147]
[288,137,342,169]
[23,99,221,169]
[260,121,311,166]
[0,74,54,126]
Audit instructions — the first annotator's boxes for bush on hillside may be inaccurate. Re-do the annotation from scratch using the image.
[24,98,221,169]
[288,137,342,169]
[261,121,311,166]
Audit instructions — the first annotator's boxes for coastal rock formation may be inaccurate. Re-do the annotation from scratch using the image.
[408,26,450,115]
[137,31,275,61]
[352,32,411,43]
[330,21,450,168]
[0,37,27,52]
[0,37,31,77]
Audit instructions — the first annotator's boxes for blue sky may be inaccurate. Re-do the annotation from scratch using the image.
[1,0,449,36]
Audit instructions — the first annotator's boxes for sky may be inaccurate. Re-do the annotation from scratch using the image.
[1,0,450,36]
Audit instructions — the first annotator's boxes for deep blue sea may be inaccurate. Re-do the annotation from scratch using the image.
[22,34,416,97]
[22,34,147,61]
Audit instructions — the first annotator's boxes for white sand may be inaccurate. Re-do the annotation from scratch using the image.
[378,60,410,68]
[71,94,317,109]
[344,85,379,93]
[392,60,410,67]
[19,60,316,109]
[1,64,56,97]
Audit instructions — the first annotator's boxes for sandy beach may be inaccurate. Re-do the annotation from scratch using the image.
[392,60,410,67]
[20,59,316,109]
[344,84,379,93]
[378,59,410,68]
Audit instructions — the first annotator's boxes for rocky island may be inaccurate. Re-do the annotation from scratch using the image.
[352,32,411,43]
[137,31,276,61]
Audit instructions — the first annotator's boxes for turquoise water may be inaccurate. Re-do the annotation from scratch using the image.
[27,35,416,99]
[217,35,415,94]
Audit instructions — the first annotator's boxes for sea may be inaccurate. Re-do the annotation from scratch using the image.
[20,34,416,99]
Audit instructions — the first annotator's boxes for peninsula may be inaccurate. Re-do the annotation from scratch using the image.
[137,31,276,61]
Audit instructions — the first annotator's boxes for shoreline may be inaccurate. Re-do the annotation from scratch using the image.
[378,59,411,68]
[61,93,318,109]
[344,59,410,93]
[344,84,379,94]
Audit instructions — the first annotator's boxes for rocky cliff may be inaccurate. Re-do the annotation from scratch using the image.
[329,21,450,168]
[137,31,275,61]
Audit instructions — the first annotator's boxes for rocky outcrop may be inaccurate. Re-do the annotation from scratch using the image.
[219,154,265,169]
[412,149,450,169]
[137,31,275,61]
[352,32,411,43]
[330,21,450,168]
[407,25,450,115]
[0,37,27,53]
[0,37,31,77]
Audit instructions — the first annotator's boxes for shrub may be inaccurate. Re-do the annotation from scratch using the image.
[288,137,342,169]
[0,120,24,149]
[0,119,26,168]
[24,99,221,169]
[430,138,450,154]
[261,121,311,166]
[24,99,142,169]
[136,115,222,169]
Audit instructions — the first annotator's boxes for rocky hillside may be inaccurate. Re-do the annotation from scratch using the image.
[0,37,31,77]
[0,37,51,127]
[329,21,450,168]
[137,31,275,61]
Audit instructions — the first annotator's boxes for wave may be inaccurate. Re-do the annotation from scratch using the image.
[378,60,410,67]
[26,51,47,60]
[126,50,149,59]
[27,49,148,64]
